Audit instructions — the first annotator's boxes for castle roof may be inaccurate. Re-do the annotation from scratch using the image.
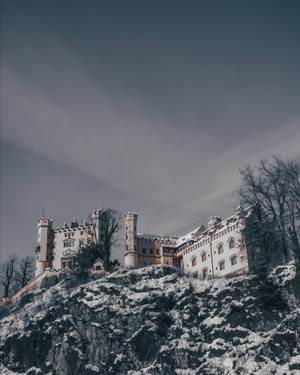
[175,226,203,247]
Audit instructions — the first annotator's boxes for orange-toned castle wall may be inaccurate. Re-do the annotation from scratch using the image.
[137,238,162,266]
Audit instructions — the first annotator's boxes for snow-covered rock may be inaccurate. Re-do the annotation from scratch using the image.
[0,264,299,375]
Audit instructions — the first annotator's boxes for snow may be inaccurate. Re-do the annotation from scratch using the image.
[0,263,299,375]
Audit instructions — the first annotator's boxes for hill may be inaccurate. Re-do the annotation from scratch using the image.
[0,264,300,375]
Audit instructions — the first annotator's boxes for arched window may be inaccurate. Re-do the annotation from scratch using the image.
[217,243,224,254]
[201,252,206,262]
[202,268,208,279]
[219,260,225,270]
[229,237,235,249]
[231,255,237,266]
[191,256,197,267]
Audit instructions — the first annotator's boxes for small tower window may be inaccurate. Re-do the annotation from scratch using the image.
[191,256,197,267]
[231,255,237,265]
[217,244,224,254]
[202,268,208,279]
[229,238,235,249]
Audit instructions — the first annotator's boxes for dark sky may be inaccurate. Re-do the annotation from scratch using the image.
[1,0,300,263]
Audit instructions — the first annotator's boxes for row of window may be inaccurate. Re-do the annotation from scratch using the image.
[63,230,91,238]
[193,258,238,279]
[141,248,160,255]
[63,238,92,247]
[191,255,238,268]
[217,238,235,254]
[183,236,237,257]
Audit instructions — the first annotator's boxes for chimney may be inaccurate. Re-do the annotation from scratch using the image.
[208,216,222,228]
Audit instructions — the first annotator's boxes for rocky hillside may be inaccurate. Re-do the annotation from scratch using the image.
[0,264,300,375]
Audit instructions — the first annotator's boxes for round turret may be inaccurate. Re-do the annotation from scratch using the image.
[124,213,138,267]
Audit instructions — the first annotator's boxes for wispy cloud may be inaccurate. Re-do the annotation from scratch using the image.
[2,1,300,261]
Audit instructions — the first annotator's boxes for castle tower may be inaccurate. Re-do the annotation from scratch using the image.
[35,218,53,276]
[92,209,102,243]
[124,212,138,268]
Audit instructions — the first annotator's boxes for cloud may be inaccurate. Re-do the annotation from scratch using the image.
[2,0,300,262]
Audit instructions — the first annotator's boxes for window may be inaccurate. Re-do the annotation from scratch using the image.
[201,252,206,262]
[191,256,197,267]
[202,268,208,279]
[219,260,225,270]
[156,249,160,255]
[79,240,84,247]
[142,248,146,254]
[231,256,237,265]
[217,244,224,254]
[63,239,75,247]
[149,249,153,255]
[229,238,235,249]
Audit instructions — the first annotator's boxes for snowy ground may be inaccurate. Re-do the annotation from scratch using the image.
[0,264,299,374]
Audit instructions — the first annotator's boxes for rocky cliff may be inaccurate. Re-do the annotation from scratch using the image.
[0,264,300,375]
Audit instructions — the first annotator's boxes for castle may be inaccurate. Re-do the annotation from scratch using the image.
[124,206,251,279]
[35,209,104,276]
[34,206,251,280]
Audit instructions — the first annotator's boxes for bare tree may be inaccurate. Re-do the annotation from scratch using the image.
[76,209,121,276]
[97,209,120,271]
[18,255,35,288]
[0,255,18,298]
[238,156,300,269]
[0,254,36,299]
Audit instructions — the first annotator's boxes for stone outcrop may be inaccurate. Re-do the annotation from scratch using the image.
[0,264,299,375]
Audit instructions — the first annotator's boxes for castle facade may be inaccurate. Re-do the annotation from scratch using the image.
[124,206,250,279]
[35,206,250,280]
[35,210,103,276]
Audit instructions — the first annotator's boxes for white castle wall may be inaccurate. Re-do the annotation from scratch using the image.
[181,218,248,279]
[52,225,93,270]
[35,210,103,273]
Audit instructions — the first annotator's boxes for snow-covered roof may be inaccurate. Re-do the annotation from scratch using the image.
[137,233,178,242]
[176,226,203,247]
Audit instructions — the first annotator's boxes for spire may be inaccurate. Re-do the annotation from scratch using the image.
[42,204,45,219]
